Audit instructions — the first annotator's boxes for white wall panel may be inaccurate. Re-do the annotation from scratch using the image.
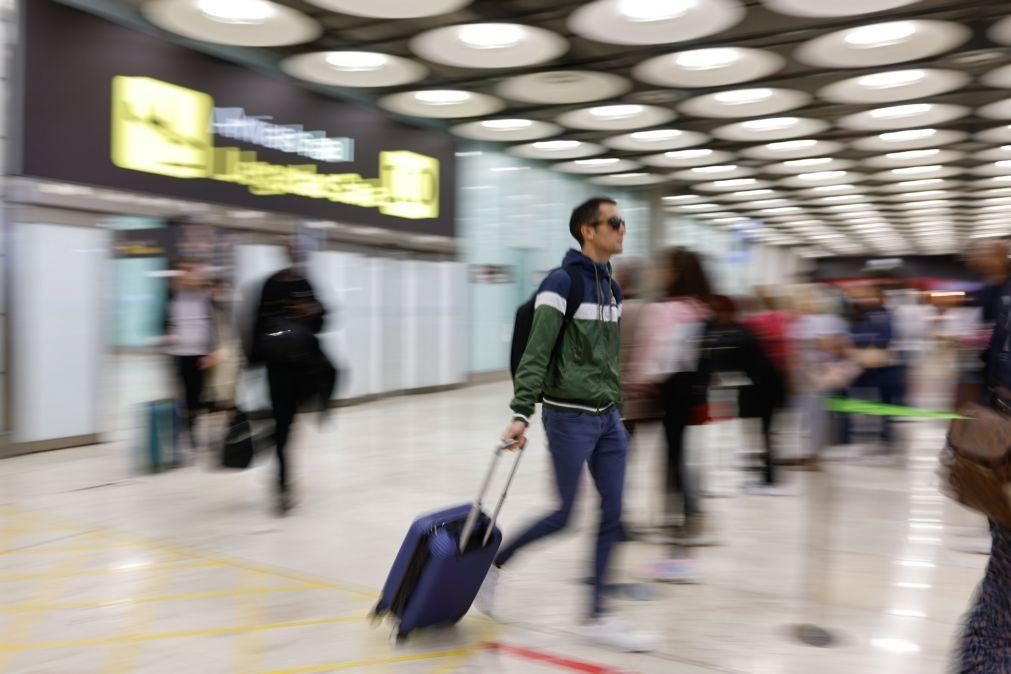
[14,224,109,442]
[381,259,404,393]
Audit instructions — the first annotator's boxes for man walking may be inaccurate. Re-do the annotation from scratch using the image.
[476,197,652,652]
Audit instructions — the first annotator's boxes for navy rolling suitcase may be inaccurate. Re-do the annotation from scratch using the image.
[372,443,522,642]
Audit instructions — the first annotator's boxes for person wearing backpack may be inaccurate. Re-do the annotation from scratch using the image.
[476,197,654,652]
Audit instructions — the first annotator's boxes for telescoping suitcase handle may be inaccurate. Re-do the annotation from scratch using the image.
[458,441,524,554]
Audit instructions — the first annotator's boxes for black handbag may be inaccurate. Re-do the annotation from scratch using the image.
[221,412,256,469]
[256,317,317,365]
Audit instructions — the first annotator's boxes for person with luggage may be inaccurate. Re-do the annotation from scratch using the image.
[479,196,654,652]
[250,238,333,515]
[163,260,218,452]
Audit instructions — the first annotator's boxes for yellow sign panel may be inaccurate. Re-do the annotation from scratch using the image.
[110,77,439,219]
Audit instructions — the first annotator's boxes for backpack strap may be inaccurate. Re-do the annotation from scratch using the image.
[562,264,585,324]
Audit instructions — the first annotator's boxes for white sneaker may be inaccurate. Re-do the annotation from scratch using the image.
[474,565,500,618]
[577,615,655,653]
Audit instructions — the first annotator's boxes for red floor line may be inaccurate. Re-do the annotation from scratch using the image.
[483,641,634,674]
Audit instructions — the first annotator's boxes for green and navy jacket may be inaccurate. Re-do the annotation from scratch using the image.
[511,249,623,422]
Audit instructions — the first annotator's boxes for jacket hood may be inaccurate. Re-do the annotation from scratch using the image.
[563,248,611,274]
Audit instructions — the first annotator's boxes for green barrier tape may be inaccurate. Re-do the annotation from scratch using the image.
[825,397,969,420]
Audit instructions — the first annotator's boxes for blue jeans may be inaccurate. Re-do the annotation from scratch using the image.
[495,406,629,618]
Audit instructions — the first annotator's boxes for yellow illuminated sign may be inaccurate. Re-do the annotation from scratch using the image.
[110,76,439,219]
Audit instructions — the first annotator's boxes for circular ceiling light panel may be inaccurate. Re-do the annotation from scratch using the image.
[678,88,810,119]
[877,178,962,192]
[553,158,642,174]
[852,127,968,152]
[795,20,971,69]
[305,0,472,18]
[556,104,676,131]
[450,119,562,142]
[712,117,830,142]
[977,125,1011,144]
[495,70,631,104]
[762,158,854,175]
[837,103,969,131]
[603,128,709,152]
[590,172,671,186]
[671,165,756,181]
[634,47,784,88]
[972,161,1011,177]
[280,51,427,88]
[818,68,969,104]
[971,176,1011,189]
[739,139,844,160]
[507,140,605,160]
[410,23,567,69]
[973,146,1011,161]
[979,98,1011,120]
[989,16,1011,46]
[760,0,920,17]
[863,148,965,168]
[694,178,773,192]
[796,184,865,197]
[378,89,505,118]
[641,149,735,168]
[982,64,1011,89]
[780,171,867,188]
[568,0,746,46]
[873,165,961,181]
[144,0,321,46]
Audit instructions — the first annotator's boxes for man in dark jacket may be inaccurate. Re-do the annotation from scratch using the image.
[251,238,333,515]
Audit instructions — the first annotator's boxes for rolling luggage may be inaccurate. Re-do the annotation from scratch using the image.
[139,399,182,473]
[372,443,522,642]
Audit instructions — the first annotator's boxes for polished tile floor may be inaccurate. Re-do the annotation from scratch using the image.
[0,371,989,673]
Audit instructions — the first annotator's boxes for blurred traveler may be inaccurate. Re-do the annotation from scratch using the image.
[480,197,653,652]
[843,284,898,456]
[164,260,218,451]
[790,284,852,469]
[630,247,713,545]
[968,238,1011,324]
[250,238,333,516]
[615,260,661,435]
[709,295,788,492]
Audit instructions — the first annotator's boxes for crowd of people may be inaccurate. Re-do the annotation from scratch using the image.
[158,198,1009,667]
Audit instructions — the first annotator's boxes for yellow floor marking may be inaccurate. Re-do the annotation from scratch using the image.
[0,614,367,652]
[234,568,265,674]
[258,647,473,674]
[1,583,329,612]
[0,559,222,581]
[426,623,500,674]
[0,541,147,557]
[101,563,174,674]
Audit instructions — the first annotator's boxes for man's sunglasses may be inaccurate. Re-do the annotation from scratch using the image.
[600,216,625,230]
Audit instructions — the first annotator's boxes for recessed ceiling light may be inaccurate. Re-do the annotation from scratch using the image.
[481,119,534,130]
[713,88,774,105]
[674,48,741,70]
[844,21,917,48]
[880,128,937,142]
[665,148,712,159]
[743,117,798,131]
[886,149,940,160]
[414,90,472,105]
[813,184,854,192]
[533,140,582,150]
[799,171,848,181]
[457,23,527,49]
[733,189,775,197]
[618,0,697,22]
[714,178,757,188]
[750,199,790,207]
[325,51,389,71]
[761,207,803,214]
[823,194,864,202]
[996,160,1011,168]
[869,103,932,119]
[663,194,701,201]
[896,178,943,188]
[197,0,275,23]
[892,165,942,175]
[612,172,649,178]
[575,157,621,165]
[784,157,834,167]
[692,164,738,174]
[857,69,926,89]
[589,104,645,119]
[631,129,683,141]
[767,139,818,151]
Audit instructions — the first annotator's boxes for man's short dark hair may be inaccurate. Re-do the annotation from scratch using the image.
[569,197,617,245]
